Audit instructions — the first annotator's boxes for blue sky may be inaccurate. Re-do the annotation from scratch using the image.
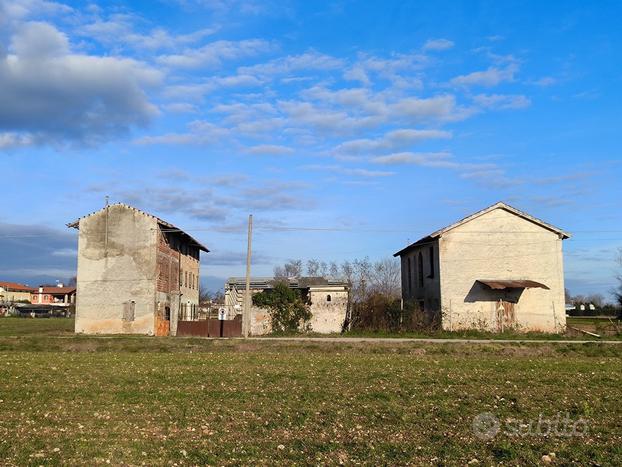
[1,0,621,298]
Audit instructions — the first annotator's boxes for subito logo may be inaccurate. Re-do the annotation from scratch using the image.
[472,412,500,440]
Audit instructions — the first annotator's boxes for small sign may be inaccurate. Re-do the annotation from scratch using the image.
[218,307,226,320]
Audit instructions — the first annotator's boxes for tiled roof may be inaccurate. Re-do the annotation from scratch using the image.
[36,286,76,294]
[0,281,35,292]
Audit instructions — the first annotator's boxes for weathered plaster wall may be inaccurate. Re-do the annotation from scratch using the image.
[226,285,349,335]
[439,208,566,333]
[74,205,157,334]
[308,287,348,333]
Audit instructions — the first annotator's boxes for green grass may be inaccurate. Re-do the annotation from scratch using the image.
[0,319,621,465]
[0,316,75,336]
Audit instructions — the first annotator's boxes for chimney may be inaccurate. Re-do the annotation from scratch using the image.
[57,283,64,288]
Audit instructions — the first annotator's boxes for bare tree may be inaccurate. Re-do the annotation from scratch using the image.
[274,259,303,278]
[306,259,320,276]
[369,258,401,299]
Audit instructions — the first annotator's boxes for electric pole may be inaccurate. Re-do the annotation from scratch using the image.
[243,214,253,338]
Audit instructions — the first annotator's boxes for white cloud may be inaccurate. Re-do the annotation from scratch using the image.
[162,102,198,113]
[450,64,518,87]
[472,93,531,109]
[333,129,451,156]
[135,120,229,145]
[157,39,273,69]
[390,95,471,122]
[246,144,294,155]
[423,38,454,51]
[0,132,35,149]
[343,66,371,85]
[371,151,452,166]
[80,14,218,51]
[303,164,395,178]
[238,50,343,77]
[0,21,161,146]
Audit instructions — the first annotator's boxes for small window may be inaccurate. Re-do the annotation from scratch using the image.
[429,246,435,278]
[418,251,424,288]
[407,257,412,294]
[164,306,171,321]
[184,271,188,288]
[326,294,332,302]
[122,301,135,321]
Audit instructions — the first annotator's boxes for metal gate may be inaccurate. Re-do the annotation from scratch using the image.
[176,315,242,337]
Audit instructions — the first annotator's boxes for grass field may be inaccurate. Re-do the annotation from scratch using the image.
[1,318,621,465]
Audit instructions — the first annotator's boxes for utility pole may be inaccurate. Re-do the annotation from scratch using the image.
[243,214,253,338]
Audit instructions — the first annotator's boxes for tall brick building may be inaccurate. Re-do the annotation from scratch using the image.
[68,203,208,335]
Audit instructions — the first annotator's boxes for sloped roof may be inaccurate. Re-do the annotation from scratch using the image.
[37,286,76,294]
[226,276,350,289]
[394,201,570,257]
[0,281,35,292]
[67,203,209,252]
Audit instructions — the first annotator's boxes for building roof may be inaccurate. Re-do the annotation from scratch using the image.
[0,281,35,292]
[67,203,209,252]
[36,286,76,294]
[394,201,570,257]
[226,276,350,289]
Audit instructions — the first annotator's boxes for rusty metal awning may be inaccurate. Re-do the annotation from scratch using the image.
[478,279,550,290]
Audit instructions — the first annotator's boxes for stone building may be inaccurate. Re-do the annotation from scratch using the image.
[68,203,208,335]
[224,277,350,335]
[394,202,569,333]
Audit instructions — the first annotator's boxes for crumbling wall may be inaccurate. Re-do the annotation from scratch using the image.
[74,205,157,335]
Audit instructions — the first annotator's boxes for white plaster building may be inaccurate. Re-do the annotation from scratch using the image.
[394,202,569,333]
[224,277,350,335]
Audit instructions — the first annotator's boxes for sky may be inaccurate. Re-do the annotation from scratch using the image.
[1,0,621,298]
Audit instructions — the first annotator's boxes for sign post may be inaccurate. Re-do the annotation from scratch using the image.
[218,307,226,337]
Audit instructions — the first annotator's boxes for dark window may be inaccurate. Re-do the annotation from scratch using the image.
[418,300,425,311]
[326,294,332,302]
[122,301,135,321]
[418,252,424,288]
[164,306,171,321]
[429,246,435,278]
[407,257,412,294]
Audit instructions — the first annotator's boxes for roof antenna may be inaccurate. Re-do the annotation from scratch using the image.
[105,195,109,207]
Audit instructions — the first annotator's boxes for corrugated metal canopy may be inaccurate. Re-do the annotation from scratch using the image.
[478,279,550,290]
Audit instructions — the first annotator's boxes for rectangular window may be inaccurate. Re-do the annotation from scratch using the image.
[429,246,435,278]
[184,271,188,288]
[418,252,424,288]
[407,257,412,294]
[122,301,135,321]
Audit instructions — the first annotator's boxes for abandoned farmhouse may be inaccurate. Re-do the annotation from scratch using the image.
[68,203,208,335]
[57,200,570,336]
[224,277,350,335]
[394,202,569,333]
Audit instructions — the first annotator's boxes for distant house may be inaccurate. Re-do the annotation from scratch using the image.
[0,281,35,303]
[68,203,209,335]
[31,284,76,306]
[224,277,350,335]
[394,202,569,333]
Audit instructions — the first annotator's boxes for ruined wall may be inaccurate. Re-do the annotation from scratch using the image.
[74,205,157,334]
[227,285,348,335]
[307,287,348,333]
[439,208,566,333]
